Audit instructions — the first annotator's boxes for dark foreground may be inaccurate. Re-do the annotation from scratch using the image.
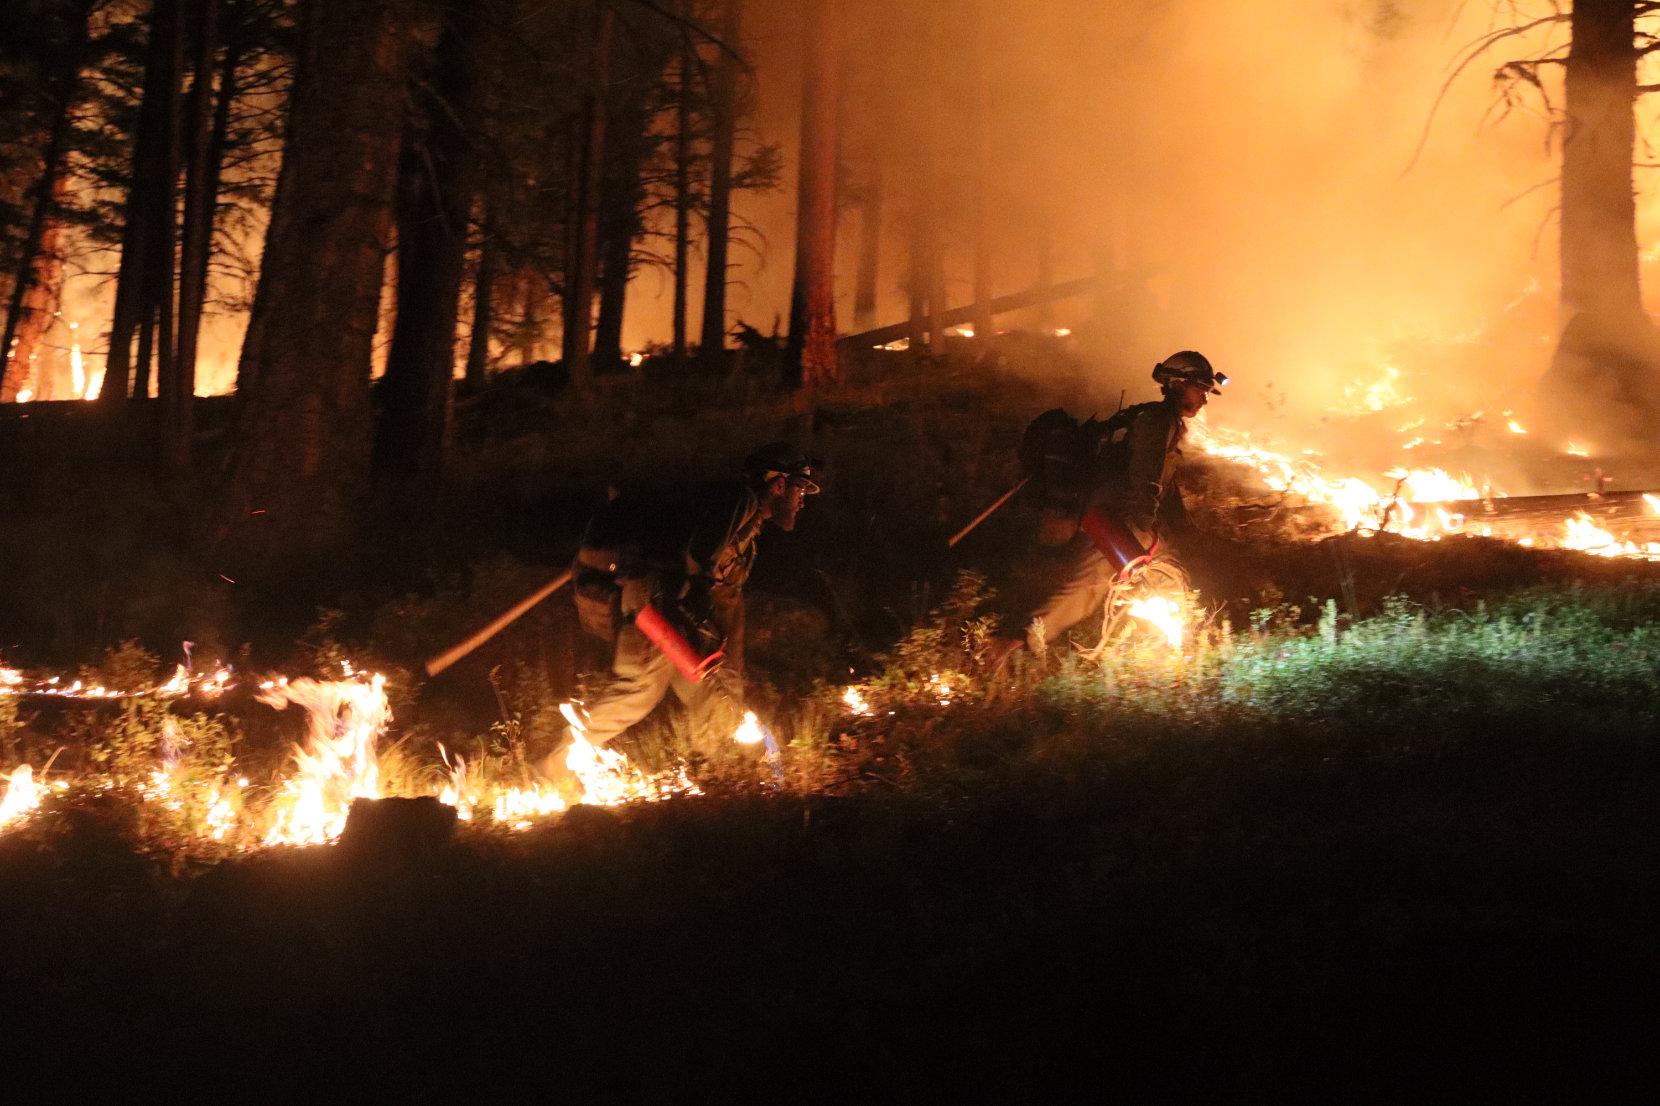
[5,709,1657,1101]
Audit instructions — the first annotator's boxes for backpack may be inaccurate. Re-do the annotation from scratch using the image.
[1018,403,1163,544]
[1018,402,1161,498]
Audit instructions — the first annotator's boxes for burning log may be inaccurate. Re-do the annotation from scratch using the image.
[1409,488,1660,522]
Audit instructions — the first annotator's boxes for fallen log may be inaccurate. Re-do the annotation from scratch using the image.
[837,276,1098,350]
[1410,488,1660,520]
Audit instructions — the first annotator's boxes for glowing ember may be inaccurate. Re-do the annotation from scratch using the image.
[927,672,960,706]
[1507,419,1527,435]
[1126,595,1185,649]
[842,685,872,716]
[0,765,45,829]
[0,658,235,701]
[259,672,389,846]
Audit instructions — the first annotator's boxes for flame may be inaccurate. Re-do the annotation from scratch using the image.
[1126,595,1185,649]
[1188,418,1479,540]
[842,686,872,716]
[1565,442,1590,457]
[141,764,245,841]
[259,672,389,846]
[0,765,45,829]
[733,710,766,745]
[1559,512,1660,560]
[557,702,698,807]
[1053,327,1073,337]
[1507,419,1527,435]
[0,657,235,701]
[1336,365,1411,414]
[1192,416,1660,558]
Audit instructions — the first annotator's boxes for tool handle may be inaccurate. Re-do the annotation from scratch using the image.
[948,476,1032,548]
[424,569,574,677]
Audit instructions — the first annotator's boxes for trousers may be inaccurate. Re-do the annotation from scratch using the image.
[577,621,744,750]
[1024,537,1118,651]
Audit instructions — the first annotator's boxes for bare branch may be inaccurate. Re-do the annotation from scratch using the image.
[1402,10,1572,178]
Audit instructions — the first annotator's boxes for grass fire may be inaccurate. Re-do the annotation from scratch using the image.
[5,0,1660,1099]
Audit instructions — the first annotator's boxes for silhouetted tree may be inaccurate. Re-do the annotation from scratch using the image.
[697,0,741,370]
[375,0,485,541]
[214,0,427,584]
[1435,0,1660,443]
[786,0,839,388]
[0,0,101,402]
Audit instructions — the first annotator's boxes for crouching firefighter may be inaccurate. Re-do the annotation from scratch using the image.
[533,443,821,787]
[988,350,1227,667]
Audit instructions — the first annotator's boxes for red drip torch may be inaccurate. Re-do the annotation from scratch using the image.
[1079,504,1158,578]
[633,603,724,682]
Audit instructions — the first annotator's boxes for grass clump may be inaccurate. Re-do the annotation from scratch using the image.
[1218,589,1660,732]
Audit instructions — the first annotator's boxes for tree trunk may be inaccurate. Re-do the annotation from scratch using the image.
[852,157,881,328]
[375,0,479,540]
[464,199,496,389]
[153,0,186,430]
[969,0,993,342]
[4,171,71,401]
[593,222,631,370]
[699,0,743,372]
[561,3,613,392]
[906,210,927,354]
[0,1,93,402]
[919,17,948,354]
[1538,0,1660,447]
[672,9,693,366]
[785,0,839,388]
[1034,211,1054,329]
[214,0,424,586]
[102,0,183,406]
[593,92,653,371]
[169,0,224,471]
[1561,0,1640,320]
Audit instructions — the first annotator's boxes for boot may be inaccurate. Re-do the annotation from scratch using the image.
[986,635,1024,675]
[529,741,584,805]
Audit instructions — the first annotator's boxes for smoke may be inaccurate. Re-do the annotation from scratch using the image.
[653,0,1589,430]
[36,0,1660,454]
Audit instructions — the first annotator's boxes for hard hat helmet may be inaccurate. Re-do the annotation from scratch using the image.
[1153,350,1227,395]
[743,442,822,493]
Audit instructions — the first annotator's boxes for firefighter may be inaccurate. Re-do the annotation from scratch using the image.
[534,442,820,786]
[989,350,1226,667]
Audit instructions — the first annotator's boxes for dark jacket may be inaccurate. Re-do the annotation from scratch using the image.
[1095,397,1189,541]
[574,480,764,649]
